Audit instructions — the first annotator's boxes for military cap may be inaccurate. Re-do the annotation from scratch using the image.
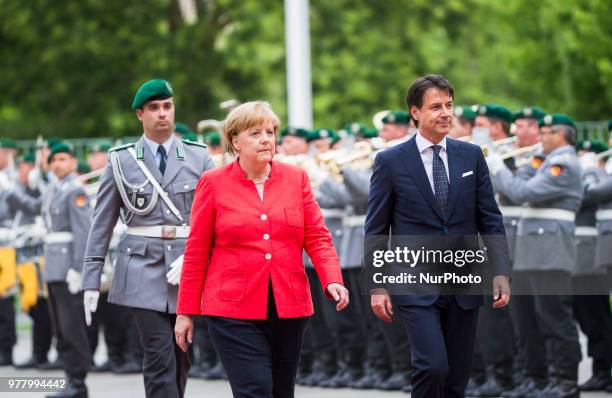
[131,79,173,110]
[202,131,220,147]
[47,142,74,163]
[0,138,16,149]
[89,141,112,153]
[46,137,62,148]
[454,106,477,120]
[382,111,410,125]
[340,123,378,139]
[20,152,36,163]
[513,106,546,121]
[77,160,91,174]
[538,113,576,129]
[279,127,309,139]
[174,122,194,137]
[307,128,338,143]
[476,104,513,124]
[577,140,608,154]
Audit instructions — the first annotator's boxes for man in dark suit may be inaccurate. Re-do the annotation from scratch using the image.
[365,74,511,398]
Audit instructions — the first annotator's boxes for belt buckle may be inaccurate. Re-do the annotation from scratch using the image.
[161,226,176,240]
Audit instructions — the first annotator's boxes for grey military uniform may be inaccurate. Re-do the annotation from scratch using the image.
[340,167,370,268]
[493,145,583,272]
[82,136,214,313]
[6,174,92,282]
[583,171,612,269]
[315,176,351,266]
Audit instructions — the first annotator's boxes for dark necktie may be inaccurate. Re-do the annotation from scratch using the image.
[157,145,167,175]
[432,145,449,216]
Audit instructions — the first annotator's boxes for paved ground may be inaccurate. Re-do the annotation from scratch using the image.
[1,313,609,397]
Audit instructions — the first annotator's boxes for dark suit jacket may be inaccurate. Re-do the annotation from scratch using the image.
[364,135,510,309]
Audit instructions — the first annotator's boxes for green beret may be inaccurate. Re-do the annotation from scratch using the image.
[340,123,378,139]
[279,127,309,139]
[46,137,62,148]
[453,106,477,121]
[538,113,576,129]
[182,132,199,143]
[174,122,194,137]
[513,106,546,121]
[0,138,16,149]
[307,128,338,143]
[47,142,74,163]
[20,152,36,163]
[382,111,410,125]
[132,79,173,110]
[476,104,513,124]
[203,131,221,147]
[89,141,112,153]
[77,160,91,174]
[577,140,607,154]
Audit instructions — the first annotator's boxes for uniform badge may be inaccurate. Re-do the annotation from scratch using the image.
[135,195,148,209]
[531,157,543,169]
[550,165,564,176]
[75,194,87,207]
[523,108,532,117]
[543,115,553,125]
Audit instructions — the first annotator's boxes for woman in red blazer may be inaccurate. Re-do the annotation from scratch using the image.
[174,101,348,398]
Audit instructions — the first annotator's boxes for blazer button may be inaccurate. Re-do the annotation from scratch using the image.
[167,245,172,251]
[265,253,272,260]
[538,227,544,234]
[263,234,270,240]
[127,248,131,253]
[166,210,171,215]
[184,184,189,189]
[260,214,267,220]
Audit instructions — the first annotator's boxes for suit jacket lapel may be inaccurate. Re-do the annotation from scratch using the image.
[400,138,445,221]
[445,138,466,219]
[162,139,182,188]
[136,137,164,183]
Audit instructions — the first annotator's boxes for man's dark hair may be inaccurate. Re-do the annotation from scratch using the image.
[554,124,577,146]
[406,74,454,128]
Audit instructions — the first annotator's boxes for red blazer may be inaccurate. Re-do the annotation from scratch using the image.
[177,160,344,319]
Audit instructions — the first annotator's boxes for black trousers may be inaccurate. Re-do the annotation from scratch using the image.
[206,288,308,398]
[131,308,190,398]
[46,282,91,382]
[0,295,16,356]
[397,295,479,398]
[29,297,53,362]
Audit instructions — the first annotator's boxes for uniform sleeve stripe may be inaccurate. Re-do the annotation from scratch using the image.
[83,256,105,263]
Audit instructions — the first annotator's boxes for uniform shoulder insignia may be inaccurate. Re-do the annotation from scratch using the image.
[74,193,88,207]
[181,139,208,148]
[108,142,135,152]
[549,164,565,176]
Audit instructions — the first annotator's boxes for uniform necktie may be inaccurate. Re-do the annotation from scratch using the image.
[432,145,449,217]
[157,145,167,175]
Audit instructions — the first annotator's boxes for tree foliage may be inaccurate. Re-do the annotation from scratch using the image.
[0,0,610,139]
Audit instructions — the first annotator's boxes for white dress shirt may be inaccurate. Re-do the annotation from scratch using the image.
[143,134,175,168]
[415,132,450,192]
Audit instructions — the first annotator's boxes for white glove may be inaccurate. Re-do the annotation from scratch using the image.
[27,168,41,190]
[0,172,13,191]
[65,269,82,295]
[166,254,184,285]
[579,152,599,171]
[83,290,100,326]
[486,152,506,176]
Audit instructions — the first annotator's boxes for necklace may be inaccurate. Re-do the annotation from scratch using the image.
[252,165,271,185]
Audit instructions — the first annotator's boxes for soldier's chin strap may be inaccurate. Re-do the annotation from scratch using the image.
[126,147,185,224]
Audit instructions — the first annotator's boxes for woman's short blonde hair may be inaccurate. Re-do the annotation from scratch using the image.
[223,101,280,156]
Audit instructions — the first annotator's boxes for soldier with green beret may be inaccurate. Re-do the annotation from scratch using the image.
[131,78,174,111]
[513,106,546,148]
[280,126,310,156]
[577,140,608,155]
[307,128,338,154]
[475,104,514,141]
[340,123,378,141]
[450,105,477,139]
[380,111,413,141]
[203,131,223,155]
[87,141,113,173]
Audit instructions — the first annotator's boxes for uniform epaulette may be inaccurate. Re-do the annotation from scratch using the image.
[108,142,135,152]
[182,139,208,148]
[549,153,573,164]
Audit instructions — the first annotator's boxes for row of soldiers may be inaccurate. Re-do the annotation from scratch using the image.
[0,87,611,398]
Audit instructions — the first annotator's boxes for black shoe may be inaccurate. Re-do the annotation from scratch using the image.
[301,368,336,386]
[501,377,547,398]
[0,351,13,366]
[528,379,579,398]
[200,362,226,380]
[188,364,202,378]
[319,368,362,388]
[14,357,38,369]
[112,360,141,374]
[37,360,62,370]
[466,378,486,395]
[579,371,611,391]
[606,382,612,393]
[350,370,390,389]
[45,383,88,398]
[469,377,512,397]
[376,370,412,391]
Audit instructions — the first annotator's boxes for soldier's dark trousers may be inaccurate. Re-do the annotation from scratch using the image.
[131,308,190,398]
[572,292,612,366]
[46,282,91,382]
[0,295,16,359]
[29,298,53,362]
